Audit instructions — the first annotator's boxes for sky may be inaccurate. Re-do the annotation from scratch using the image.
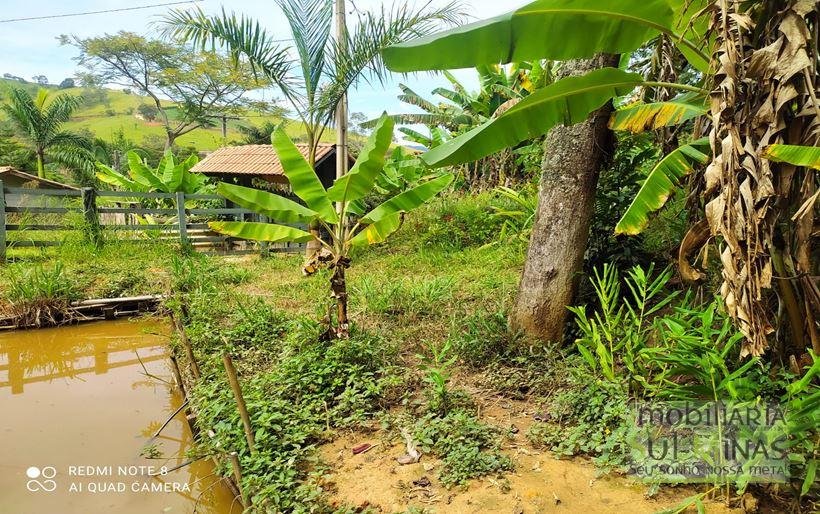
[0,0,524,138]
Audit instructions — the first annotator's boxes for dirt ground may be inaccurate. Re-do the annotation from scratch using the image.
[320,399,742,514]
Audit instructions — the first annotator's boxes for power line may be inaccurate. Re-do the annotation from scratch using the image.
[0,0,203,24]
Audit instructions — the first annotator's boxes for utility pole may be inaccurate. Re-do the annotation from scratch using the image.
[335,0,348,182]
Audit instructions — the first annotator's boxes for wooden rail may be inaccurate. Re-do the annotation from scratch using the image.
[0,180,306,259]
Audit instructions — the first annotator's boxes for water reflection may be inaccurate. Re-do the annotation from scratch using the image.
[0,320,240,514]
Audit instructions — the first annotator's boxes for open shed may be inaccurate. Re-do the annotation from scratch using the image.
[0,167,79,208]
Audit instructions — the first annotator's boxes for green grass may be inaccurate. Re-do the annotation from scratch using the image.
[0,78,336,150]
[3,191,813,512]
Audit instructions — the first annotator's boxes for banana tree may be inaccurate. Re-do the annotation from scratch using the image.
[382,0,818,356]
[208,115,453,338]
[95,150,209,194]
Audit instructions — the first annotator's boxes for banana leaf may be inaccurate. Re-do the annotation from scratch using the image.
[361,173,454,224]
[383,0,706,73]
[609,93,706,133]
[209,221,315,243]
[762,144,820,170]
[216,182,319,224]
[327,115,394,205]
[421,67,644,168]
[271,128,338,223]
[615,137,710,235]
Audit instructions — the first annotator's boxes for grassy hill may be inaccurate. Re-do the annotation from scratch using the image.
[0,78,335,151]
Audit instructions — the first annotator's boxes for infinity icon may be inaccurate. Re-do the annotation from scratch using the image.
[26,466,57,492]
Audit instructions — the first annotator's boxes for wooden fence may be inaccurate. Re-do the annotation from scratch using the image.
[0,180,306,260]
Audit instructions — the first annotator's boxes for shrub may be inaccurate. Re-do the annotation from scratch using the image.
[415,193,506,249]
[527,368,633,470]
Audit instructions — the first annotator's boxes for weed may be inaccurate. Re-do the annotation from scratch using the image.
[354,276,454,318]
[417,339,458,414]
[448,308,522,367]
[413,409,513,487]
[411,193,507,250]
[526,367,633,470]
[2,263,81,327]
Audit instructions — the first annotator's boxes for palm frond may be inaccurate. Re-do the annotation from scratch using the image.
[361,112,453,129]
[276,0,332,102]
[396,83,438,113]
[48,131,93,151]
[319,1,466,115]
[161,7,294,98]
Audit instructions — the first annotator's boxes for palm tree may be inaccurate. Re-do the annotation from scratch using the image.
[162,0,463,168]
[237,121,281,145]
[2,87,92,178]
[369,63,551,146]
[370,63,553,188]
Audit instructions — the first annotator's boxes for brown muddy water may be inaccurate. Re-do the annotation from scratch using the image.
[0,319,241,514]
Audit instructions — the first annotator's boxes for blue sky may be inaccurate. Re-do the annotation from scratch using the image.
[0,0,523,138]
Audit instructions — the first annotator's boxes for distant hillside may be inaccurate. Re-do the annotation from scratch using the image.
[0,78,335,151]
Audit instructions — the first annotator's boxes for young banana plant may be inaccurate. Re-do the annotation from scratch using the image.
[209,115,454,338]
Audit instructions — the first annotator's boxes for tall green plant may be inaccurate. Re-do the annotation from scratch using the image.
[95,150,208,194]
[208,115,453,338]
[2,87,93,178]
[163,0,462,167]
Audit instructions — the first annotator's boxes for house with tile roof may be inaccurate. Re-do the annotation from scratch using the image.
[190,143,354,190]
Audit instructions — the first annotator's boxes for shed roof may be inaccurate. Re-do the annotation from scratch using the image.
[191,143,344,180]
[0,167,79,190]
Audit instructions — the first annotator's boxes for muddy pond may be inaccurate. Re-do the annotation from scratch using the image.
[0,319,241,514]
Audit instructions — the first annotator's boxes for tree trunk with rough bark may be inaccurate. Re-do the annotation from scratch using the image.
[511,54,619,344]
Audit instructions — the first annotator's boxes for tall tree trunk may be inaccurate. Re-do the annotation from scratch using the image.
[36,150,45,179]
[511,54,619,344]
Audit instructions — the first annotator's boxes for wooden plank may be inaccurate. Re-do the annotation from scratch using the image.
[7,240,61,247]
[4,187,82,197]
[71,294,163,307]
[188,208,255,215]
[104,224,180,231]
[5,224,69,231]
[97,207,177,215]
[5,206,78,214]
[96,191,174,199]
[183,194,224,201]
[177,192,188,245]
[186,236,232,243]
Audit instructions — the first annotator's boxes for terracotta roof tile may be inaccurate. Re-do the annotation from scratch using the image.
[191,143,336,178]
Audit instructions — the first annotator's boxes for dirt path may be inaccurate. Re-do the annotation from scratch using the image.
[321,401,741,514]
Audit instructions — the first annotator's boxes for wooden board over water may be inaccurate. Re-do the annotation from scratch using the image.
[0,319,240,514]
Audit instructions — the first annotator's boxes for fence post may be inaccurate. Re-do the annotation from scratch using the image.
[222,353,256,454]
[176,191,189,247]
[0,179,6,262]
[81,187,101,247]
[259,214,269,257]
